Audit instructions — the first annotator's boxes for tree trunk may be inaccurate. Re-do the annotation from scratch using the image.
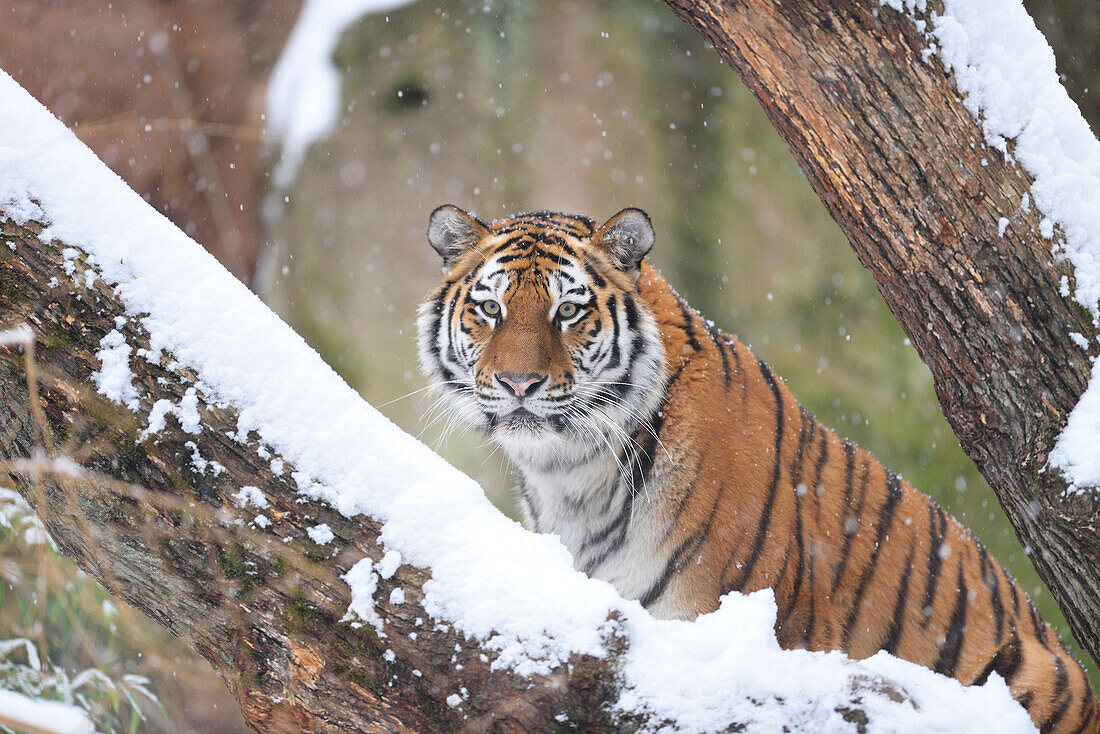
[659,0,1100,666]
[0,218,920,731]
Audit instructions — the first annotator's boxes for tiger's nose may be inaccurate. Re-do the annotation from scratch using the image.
[496,372,547,398]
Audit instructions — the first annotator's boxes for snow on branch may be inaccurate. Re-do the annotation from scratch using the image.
[881,0,1100,493]
[0,65,1033,732]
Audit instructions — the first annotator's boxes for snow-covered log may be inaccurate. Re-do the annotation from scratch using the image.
[0,70,1037,731]
[659,0,1100,668]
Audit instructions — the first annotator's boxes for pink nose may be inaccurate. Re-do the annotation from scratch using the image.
[496,372,547,398]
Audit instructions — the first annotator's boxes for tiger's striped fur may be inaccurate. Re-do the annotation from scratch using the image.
[417,205,1100,733]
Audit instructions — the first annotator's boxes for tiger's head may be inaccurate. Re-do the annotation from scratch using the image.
[417,206,666,467]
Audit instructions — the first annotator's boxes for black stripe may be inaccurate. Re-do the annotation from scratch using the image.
[1071,696,1099,734]
[1041,657,1072,733]
[706,322,733,388]
[775,547,796,626]
[629,411,666,496]
[919,504,947,628]
[882,537,919,655]
[786,470,810,610]
[581,496,636,574]
[811,429,830,492]
[534,247,572,267]
[442,297,463,368]
[841,472,903,649]
[518,479,541,533]
[604,295,622,370]
[639,531,705,607]
[549,238,579,258]
[932,564,969,677]
[624,294,640,331]
[724,360,784,591]
[584,263,606,287]
[971,630,1022,686]
[625,334,648,393]
[582,491,634,551]
[978,545,1005,646]
[830,448,869,593]
[677,297,703,351]
[783,413,817,608]
[1029,600,1050,648]
[600,356,682,558]
[484,235,528,265]
[790,408,815,487]
[727,339,744,393]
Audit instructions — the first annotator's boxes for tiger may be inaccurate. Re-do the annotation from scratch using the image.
[416,204,1100,733]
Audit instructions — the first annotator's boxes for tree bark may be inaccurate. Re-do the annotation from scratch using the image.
[659,0,1100,666]
[0,218,918,730]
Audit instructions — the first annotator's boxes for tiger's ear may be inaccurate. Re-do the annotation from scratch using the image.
[427,205,489,267]
[592,208,654,277]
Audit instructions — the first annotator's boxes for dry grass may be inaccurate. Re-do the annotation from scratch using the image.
[0,325,250,734]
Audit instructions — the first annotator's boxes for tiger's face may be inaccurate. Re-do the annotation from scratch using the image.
[417,206,666,466]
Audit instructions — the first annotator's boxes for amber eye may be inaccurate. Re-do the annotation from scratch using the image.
[481,300,501,317]
[557,302,578,319]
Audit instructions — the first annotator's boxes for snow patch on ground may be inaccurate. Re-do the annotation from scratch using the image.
[0,70,1037,731]
[265,0,416,187]
[882,0,1100,493]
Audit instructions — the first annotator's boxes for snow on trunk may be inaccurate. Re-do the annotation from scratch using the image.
[0,66,1036,732]
[879,0,1100,493]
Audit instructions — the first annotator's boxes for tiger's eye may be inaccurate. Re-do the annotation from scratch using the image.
[558,302,578,319]
[482,300,501,316]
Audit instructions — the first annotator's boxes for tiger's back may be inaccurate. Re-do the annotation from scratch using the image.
[643,270,1097,731]
[418,205,1100,733]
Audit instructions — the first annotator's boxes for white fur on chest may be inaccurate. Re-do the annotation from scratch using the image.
[512,450,672,606]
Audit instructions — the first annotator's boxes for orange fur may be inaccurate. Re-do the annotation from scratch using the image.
[637,263,1098,733]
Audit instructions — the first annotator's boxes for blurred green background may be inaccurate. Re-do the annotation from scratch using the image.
[259,0,1100,692]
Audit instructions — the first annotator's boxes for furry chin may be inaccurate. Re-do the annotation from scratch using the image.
[492,410,550,438]
[489,413,568,450]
